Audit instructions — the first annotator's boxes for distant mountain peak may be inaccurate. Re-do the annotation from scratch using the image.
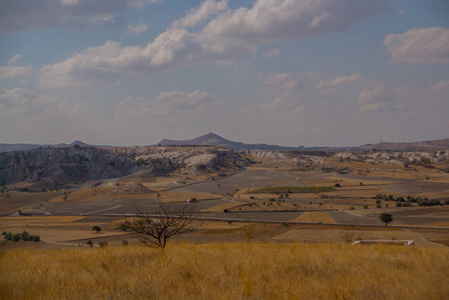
[155,133,299,151]
[69,140,89,146]
[195,132,227,142]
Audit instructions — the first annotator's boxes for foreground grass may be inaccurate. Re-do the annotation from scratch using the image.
[1,243,448,299]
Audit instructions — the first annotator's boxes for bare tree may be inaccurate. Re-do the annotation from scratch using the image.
[124,204,201,249]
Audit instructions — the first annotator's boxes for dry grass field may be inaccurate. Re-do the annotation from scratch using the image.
[1,243,448,299]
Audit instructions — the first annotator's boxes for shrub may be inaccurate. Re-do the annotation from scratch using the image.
[363,205,369,209]
[122,240,128,246]
[92,226,101,233]
[99,242,108,248]
[3,232,12,240]
[396,202,402,207]
[12,233,21,242]
[116,224,128,232]
[86,240,93,247]
[30,235,40,242]
[376,204,381,208]
[349,206,355,210]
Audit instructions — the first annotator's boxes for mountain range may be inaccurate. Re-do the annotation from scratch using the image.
[0,141,109,153]
[1,133,448,152]
[154,132,302,151]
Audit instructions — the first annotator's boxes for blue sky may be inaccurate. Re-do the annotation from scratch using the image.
[1,0,448,147]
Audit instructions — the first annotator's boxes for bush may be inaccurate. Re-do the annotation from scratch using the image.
[349,206,355,210]
[396,202,402,207]
[92,226,101,233]
[376,204,381,208]
[30,235,40,242]
[3,232,12,240]
[122,240,128,246]
[363,205,369,209]
[86,240,93,247]
[99,242,108,248]
[116,224,128,232]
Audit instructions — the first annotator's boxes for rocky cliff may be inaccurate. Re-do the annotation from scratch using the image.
[0,146,139,187]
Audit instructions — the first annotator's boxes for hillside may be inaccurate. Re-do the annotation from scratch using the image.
[155,132,300,151]
[0,145,243,188]
[0,146,139,187]
[0,141,109,153]
[357,138,449,151]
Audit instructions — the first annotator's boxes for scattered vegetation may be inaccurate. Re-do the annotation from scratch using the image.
[2,231,40,242]
[373,194,444,207]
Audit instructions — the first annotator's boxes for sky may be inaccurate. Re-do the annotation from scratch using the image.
[0,0,448,147]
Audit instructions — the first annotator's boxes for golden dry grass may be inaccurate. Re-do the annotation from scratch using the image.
[291,212,337,223]
[160,191,222,203]
[1,243,448,299]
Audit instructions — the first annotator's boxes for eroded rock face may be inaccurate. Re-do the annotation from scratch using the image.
[333,150,449,165]
[0,147,139,187]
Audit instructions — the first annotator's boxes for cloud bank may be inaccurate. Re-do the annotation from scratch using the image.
[39,0,390,87]
[384,27,449,64]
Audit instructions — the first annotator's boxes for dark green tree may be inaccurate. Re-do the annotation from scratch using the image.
[380,213,393,226]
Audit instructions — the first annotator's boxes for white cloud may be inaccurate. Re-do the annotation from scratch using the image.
[430,80,449,93]
[383,27,449,64]
[61,0,81,6]
[126,21,149,36]
[173,0,228,28]
[357,87,382,104]
[40,29,196,87]
[0,66,32,79]
[7,54,23,65]
[315,74,362,89]
[0,88,63,116]
[262,49,280,59]
[357,85,397,112]
[115,90,222,117]
[0,0,160,32]
[39,0,389,87]
[261,72,314,110]
[309,11,333,29]
[0,87,94,142]
[359,102,389,112]
[200,0,389,44]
